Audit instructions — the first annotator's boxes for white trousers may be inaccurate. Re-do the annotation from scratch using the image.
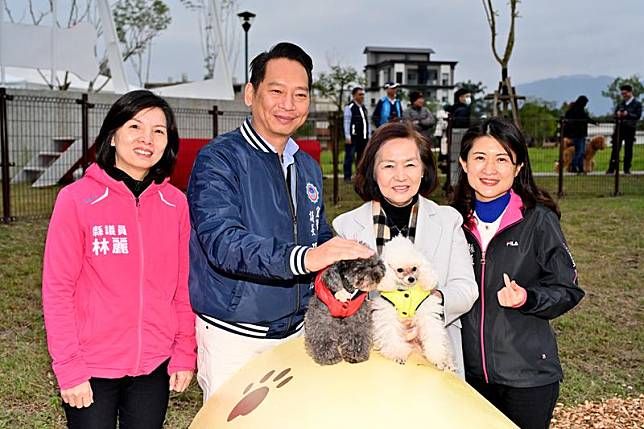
[195,317,303,402]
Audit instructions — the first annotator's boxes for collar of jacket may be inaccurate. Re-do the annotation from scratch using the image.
[85,163,167,199]
[465,190,524,243]
[239,117,300,157]
[314,269,367,318]
[346,197,442,261]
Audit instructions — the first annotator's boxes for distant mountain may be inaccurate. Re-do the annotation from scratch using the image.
[516,75,615,115]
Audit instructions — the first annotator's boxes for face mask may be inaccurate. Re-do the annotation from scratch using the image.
[464,96,472,106]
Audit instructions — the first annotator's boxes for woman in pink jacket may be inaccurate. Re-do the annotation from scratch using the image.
[42,90,196,428]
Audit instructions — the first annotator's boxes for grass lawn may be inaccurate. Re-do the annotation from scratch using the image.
[0,182,641,427]
[320,145,644,175]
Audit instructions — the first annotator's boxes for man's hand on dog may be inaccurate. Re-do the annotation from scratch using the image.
[304,238,374,273]
[497,273,527,308]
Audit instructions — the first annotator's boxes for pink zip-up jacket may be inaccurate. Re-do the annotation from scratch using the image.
[42,164,196,390]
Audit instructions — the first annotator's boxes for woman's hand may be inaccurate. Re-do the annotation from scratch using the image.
[497,273,527,308]
[61,381,93,408]
[169,370,193,393]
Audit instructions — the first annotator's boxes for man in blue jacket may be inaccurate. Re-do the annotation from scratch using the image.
[188,42,373,401]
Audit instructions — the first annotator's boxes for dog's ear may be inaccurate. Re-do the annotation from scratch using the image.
[322,262,346,293]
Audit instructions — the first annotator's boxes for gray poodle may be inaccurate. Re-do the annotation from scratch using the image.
[304,255,386,365]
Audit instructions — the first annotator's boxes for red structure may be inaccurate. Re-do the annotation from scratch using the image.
[171,138,321,191]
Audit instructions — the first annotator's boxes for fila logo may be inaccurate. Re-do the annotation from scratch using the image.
[506,240,519,247]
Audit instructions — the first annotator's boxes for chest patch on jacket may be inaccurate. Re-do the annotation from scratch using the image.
[91,224,129,256]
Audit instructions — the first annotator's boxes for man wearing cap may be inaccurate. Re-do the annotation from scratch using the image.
[372,81,403,128]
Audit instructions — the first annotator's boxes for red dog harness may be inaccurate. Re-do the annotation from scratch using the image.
[314,270,367,318]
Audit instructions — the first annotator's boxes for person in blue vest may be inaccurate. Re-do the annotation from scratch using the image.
[343,87,370,182]
[372,81,403,128]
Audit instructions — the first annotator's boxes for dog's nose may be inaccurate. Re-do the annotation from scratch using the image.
[407,276,416,284]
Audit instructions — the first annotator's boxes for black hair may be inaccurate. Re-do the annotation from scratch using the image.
[575,95,589,107]
[354,122,438,201]
[619,84,633,92]
[409,91,423,104]
[94,90,179,183]
[450,117,559,224]
[249,42,313,90]
[352,86,364,96]
[453,88,470,104]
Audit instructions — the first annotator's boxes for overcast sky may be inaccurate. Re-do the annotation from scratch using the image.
[148,0,644,91]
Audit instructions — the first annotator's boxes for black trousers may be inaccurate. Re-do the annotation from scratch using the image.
[63,360,170,429]
[467,376,560,429]
[343,136,368,180]
[608,126,636,172]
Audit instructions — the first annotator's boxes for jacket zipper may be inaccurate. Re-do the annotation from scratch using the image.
[465,218,523,384]
[275,155,299,335]
[480,250,489,383]
[134,195,144,373]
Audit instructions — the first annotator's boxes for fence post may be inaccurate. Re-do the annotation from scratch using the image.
[209,105,219,138]
[1,87,15,223]
[444,114,453,196]
[76,93,95,173]
[330,111,341,205]
[613,117,621,196]
[557,117,565,198]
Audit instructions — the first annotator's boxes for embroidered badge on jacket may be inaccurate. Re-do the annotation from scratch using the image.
[306,182,319,204]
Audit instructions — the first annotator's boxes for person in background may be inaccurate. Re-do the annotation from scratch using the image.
[372,81,403,127]
[606,84,642,175]
[451,117,585,429]
[563,95,597,173]
[447,88,472,129]
[434,107,450,174]
[343,86,370,182]
[42,90,195,428]
[333,122,478,379]
[403,90,435,142]
[188,42,373,402]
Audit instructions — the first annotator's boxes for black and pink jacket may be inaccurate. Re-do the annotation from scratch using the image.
[460,191,584,388]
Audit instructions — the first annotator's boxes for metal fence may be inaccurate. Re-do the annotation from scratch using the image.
[443,116,643,199]
[0,88,338,221]
[1,88,641,222]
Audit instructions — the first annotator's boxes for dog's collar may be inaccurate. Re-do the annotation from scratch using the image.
[314,270,367,318]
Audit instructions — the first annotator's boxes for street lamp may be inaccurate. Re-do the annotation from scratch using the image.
[237,11,256,84]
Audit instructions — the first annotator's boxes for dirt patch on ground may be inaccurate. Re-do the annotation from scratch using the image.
[552,395,643,428]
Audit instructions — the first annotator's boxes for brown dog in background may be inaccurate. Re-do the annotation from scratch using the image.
[555,135,607,173]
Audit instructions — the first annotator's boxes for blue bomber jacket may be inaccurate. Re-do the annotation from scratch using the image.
[188,119,332,339]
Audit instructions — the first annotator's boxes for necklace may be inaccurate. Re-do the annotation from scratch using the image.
[389,222,409,237]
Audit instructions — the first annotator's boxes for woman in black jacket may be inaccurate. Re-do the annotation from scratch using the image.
[451,117,584,429]
[564,95,596,173]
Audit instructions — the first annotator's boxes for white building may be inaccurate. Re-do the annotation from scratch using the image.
[364,46,457,108]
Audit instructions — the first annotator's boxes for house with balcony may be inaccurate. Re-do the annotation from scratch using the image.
[364,46,457,108]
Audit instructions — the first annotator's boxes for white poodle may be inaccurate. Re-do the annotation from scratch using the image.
[372,235,456,372]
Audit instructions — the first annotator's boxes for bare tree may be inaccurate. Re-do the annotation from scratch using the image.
[482,0,523,123]
[180,0,240,80]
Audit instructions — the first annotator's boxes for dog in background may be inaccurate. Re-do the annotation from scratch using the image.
[372,236,455,372]
[304,255,385,365]
[555,135,607,173]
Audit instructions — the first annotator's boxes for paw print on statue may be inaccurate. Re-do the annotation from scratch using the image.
[227,368,293,422]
